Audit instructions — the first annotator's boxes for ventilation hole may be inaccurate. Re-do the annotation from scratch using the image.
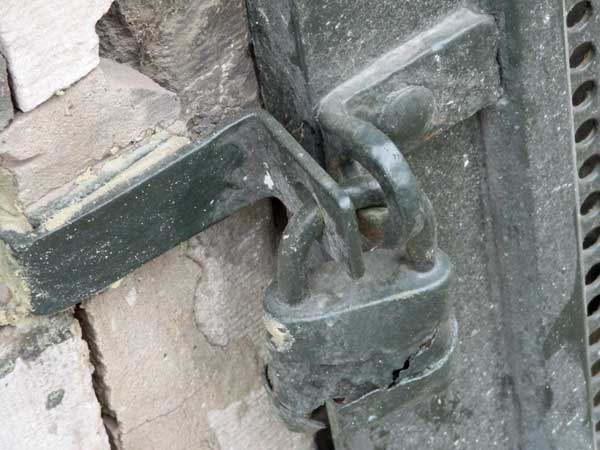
[592,359,600,376]
[582,191,600,215]
[589,296,600,316]
[573,80,596,107]
[584,227,600,249]
[591,327,600,345]
[571,42,595,69]
[567,5,600,442]
[586,262,600,285]
[580,154,600,178]
[568,1,593,27]
[576,119,598,144]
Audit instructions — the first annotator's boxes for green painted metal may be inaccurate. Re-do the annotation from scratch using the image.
[257,5,500,443]
[265,246,455,432]
[2,112,365,316]
[259,7,504,437]
[0,0,591,448]
[326,318,457,448]
[276,201,324,305]
[249,0,594,448]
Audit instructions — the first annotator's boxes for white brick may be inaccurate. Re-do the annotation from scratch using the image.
[0,0,113,111]
[0,315,110,450]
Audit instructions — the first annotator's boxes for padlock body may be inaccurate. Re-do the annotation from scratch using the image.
[264,248,455,429]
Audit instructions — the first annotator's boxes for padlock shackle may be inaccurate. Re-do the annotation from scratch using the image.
[276,202,324,305]
[277,176,391,305]
[276,85,440,305]
[319,107,437,272]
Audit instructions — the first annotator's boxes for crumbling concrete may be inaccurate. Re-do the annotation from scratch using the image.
[0,314,110,450]
[0,0,114,112]
[97,0,258,136]
[0,54,13,130]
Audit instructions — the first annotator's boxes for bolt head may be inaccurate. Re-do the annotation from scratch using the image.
[377,86,435,142]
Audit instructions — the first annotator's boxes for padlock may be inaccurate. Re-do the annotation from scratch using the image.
[263,113,457,431]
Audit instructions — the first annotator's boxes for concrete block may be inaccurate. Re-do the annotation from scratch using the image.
[0,0,113,112]
[0,314,110,450]
[0,54,13,130]
[80,204,314,450]
[0,59,181,211]
[97,0,258,136]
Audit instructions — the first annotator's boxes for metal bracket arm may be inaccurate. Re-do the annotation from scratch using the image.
[0,112,365,318]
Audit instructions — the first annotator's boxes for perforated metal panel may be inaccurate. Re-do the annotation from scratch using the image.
[568,1,600,447]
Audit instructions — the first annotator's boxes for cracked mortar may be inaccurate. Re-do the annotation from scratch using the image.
[0,167,33,326]
[75,305,124,450]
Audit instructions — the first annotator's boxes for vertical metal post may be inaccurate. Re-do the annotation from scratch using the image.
[480,0,594,448]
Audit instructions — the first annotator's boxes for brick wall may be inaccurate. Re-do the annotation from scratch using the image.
[0,2,314,449]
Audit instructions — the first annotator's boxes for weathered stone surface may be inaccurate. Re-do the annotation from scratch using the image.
[0,5,296,448]
[0,59,181,211]
[97,0,258,136]
[0,55,13,130]
[80,204,314,450]
[0,0,114,112]
[0,314,110,450]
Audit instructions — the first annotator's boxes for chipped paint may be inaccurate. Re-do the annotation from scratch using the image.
[264,313,294,352]
[109,278,124,290]
[263,172,275,190]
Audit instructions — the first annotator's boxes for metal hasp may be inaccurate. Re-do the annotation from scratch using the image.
[247,2,501,159]
[0,112,365,317]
